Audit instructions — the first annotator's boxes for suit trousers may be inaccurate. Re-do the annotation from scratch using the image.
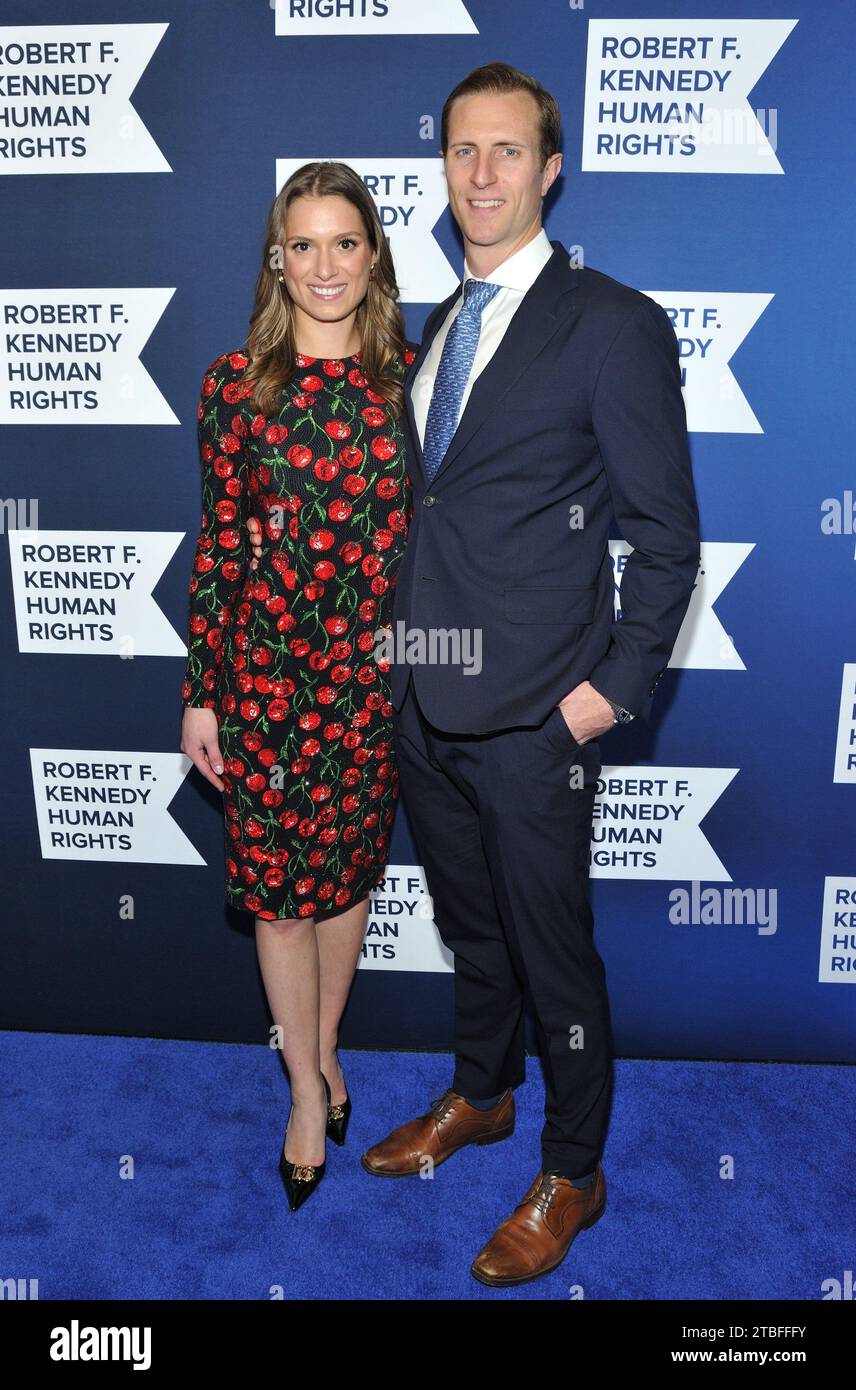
[393,672,615,1179]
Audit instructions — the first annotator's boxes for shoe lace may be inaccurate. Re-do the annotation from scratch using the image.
[428,1091,458,1125]
[524,1175,559,1219]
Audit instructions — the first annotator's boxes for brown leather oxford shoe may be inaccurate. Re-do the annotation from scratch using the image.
[470,1165,606,1286]
[361,1088,515,1177]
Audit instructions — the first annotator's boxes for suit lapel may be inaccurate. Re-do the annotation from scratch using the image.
[407,242,579,490]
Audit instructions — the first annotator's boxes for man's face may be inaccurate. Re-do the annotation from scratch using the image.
[443,89,561,260]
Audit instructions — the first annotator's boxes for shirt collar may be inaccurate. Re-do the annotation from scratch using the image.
[463,226,553,294]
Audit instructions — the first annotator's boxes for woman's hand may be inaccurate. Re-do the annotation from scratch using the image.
[247,515,264,570]
[180,706,226,792]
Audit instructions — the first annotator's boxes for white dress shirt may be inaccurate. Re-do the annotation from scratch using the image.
[411,226,555,448]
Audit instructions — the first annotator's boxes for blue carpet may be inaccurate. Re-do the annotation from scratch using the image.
[0,1031,852,1300]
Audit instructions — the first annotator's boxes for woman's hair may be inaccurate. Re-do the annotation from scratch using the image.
[440,61,562,167]
[244,161,408,418]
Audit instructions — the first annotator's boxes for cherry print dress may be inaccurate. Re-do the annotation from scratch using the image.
[180,344,415,921]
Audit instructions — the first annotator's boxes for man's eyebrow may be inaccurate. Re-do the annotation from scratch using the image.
[448,139,531,148]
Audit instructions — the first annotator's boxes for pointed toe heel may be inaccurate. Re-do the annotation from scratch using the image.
[278,1076,329,1212]
[322,1067,352,1146]
[278,1153,326,1212]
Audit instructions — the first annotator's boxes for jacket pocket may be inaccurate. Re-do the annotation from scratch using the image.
[504,584,596,623]
[543,703,581,751]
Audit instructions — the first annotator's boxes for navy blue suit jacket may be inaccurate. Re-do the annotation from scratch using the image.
[389,239,701,731]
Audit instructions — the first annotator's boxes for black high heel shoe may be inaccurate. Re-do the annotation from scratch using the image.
[278,1076,329,1212]
[321,1057,352,1147]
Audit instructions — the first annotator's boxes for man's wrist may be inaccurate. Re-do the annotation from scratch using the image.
[593,687,636,724]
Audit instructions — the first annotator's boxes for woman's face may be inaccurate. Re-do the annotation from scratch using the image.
[280,193,374,335]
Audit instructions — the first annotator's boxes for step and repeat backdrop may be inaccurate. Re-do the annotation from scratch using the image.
[1,0,853,1060]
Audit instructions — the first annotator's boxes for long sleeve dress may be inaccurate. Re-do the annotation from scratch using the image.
[181,344,415,921]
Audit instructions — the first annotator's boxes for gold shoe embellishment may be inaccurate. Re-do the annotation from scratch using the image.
[290,1164,317,1182]
[328,1103,347,1122]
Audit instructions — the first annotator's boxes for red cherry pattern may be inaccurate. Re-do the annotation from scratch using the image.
[181,344,416,920]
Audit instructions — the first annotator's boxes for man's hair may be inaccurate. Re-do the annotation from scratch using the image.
[440,61,562,167]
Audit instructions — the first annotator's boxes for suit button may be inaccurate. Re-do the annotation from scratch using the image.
[423,495,436,506]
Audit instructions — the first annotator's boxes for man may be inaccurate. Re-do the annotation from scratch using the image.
[361,61,701,1287]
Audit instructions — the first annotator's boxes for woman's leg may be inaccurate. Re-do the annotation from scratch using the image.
[316,896,371,1104]
[255,915,327,1165]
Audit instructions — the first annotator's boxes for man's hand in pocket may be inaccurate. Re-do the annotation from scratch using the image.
[556,681,616,745]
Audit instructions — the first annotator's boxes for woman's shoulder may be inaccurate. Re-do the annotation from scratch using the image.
[202,346,251,382]
[199,348,255,410]
[400,338,420,370]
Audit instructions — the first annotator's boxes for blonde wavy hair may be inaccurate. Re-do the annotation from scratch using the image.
[243,161,408,419]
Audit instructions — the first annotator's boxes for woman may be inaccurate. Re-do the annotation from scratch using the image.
[179,161,414,1210]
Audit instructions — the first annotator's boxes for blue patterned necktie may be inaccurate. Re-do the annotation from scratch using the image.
[422,277,502,484]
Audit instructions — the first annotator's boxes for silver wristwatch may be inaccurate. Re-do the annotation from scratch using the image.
[604,697,635,725]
